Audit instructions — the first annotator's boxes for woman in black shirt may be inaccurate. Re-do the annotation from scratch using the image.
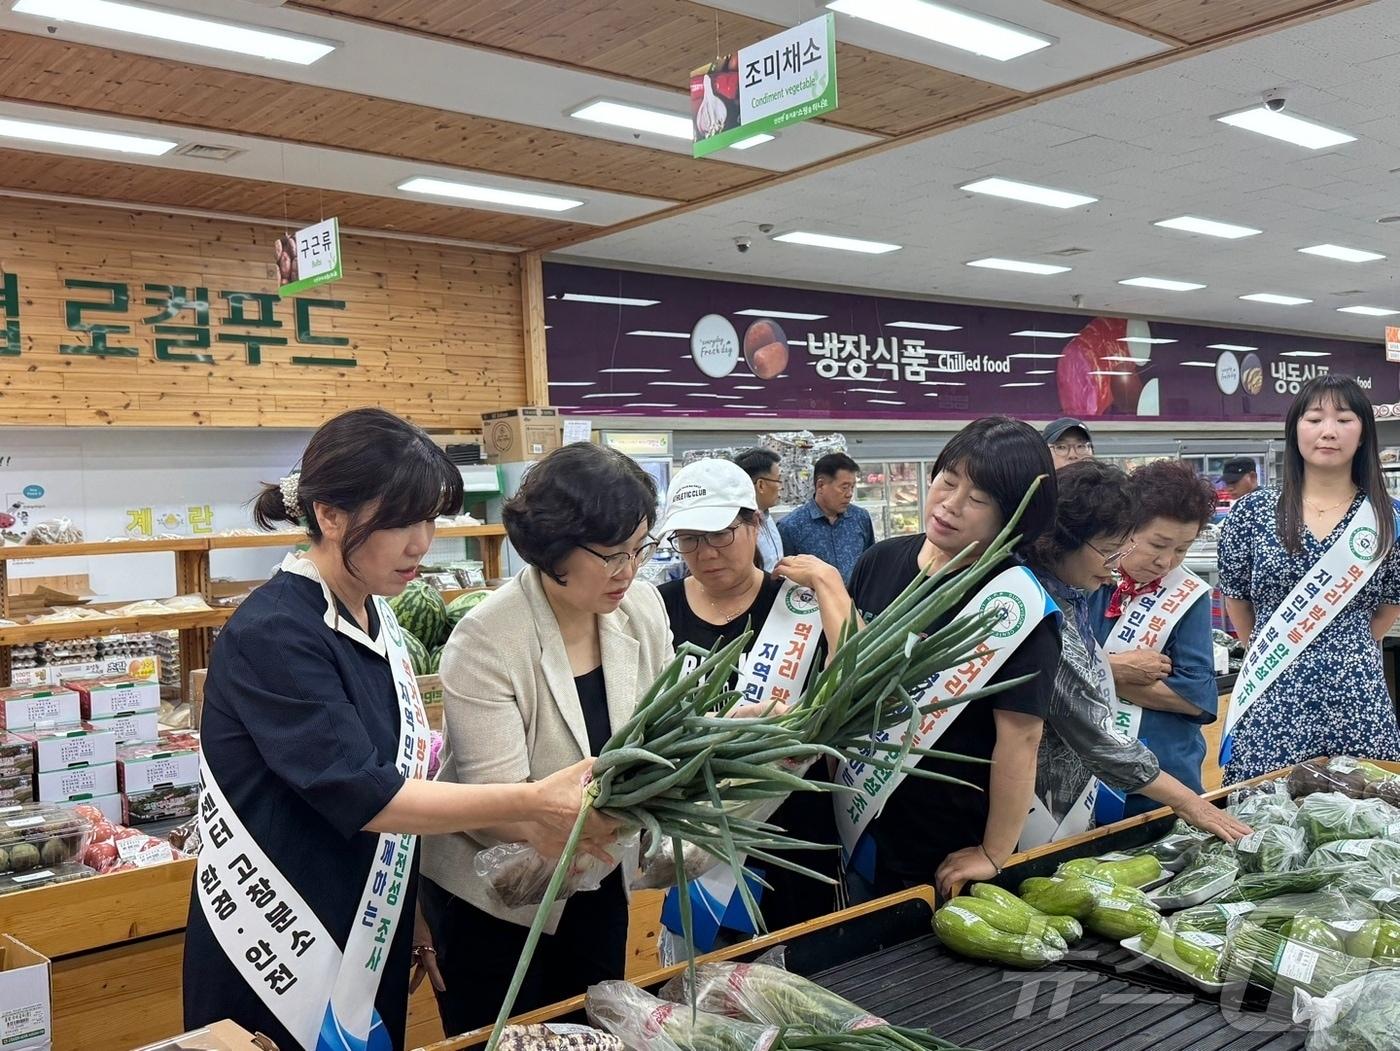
[846,417,1060,902]
[656,457,851,945]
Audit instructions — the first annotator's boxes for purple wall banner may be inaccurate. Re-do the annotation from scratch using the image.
[544,263,1395,423]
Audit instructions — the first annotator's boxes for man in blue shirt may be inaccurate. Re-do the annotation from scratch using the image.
[778,452,875,584]
[734,447,785,572]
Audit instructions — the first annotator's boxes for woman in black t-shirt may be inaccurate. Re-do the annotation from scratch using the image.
[847,417,1060,902]
[656,457,851,942]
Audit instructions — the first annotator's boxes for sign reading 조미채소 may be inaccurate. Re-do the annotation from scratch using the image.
[691,14,838,157]
[277,217,343,297]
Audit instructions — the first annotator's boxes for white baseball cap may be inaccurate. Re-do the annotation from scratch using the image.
[659,458,759,535]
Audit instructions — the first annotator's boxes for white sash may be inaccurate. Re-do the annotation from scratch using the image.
[688,578,824,937]
[1220,499,1385,767]
[835,565,1060,856]
[1094,567,1211,825]
[196,559,431,1051]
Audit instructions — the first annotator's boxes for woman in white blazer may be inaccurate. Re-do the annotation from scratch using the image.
[419,443,672,1036]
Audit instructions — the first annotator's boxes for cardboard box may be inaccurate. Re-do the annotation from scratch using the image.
[131,1018,280,1050]
[0,687,80,731]
[10,655,158,690]
[64,677,161,720]
[118,739,200,794]
[0,935,51,1051]
[87,710,160,746]
[23,724,117,772]
[36,762,117,803]
[481,406,560,462]
[124,783,200,825]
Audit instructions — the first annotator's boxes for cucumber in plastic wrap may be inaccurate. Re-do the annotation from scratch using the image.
[934,901,1066,968]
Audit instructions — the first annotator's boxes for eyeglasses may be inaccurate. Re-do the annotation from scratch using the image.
[1050,442,1094,456]
[1086,538,1136,569]
[755,476,781,488]
[671,524,742,554]
[580,539,660,577]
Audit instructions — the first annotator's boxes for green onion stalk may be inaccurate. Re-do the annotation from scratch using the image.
[483,481,1046,1051]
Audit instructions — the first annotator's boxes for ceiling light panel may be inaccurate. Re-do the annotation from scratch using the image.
[560,293,659,307]
[1338,306,1400,316]
[1154,215,1261,239]
[1011,330,1076,338]
[1208,344,1258,351]
[0,115,175,155]
[827,0,1053,61]
[1216,106,1356,150]
[1240,293,1312,306]
[397,177,582,212]
[1119,277,1206,291]
[966,258,1070,275]
[13,0,337,65]
[773,231,902,254]
[729,134,775,150]
[960,177,1096,209]
[570,100,691,140]
[1298,244,1385,263]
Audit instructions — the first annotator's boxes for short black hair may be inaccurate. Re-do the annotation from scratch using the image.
[931,416,1057,554]
[814,452,859,480]
[733,447,780,480]
[503,443,658,584]
[254,407,463,580]
[1029,459,1137,570]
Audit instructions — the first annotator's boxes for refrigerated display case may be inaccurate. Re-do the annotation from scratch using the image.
[852,461,924,542]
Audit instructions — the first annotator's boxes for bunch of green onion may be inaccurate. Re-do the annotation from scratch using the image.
[484,484,1042,1051]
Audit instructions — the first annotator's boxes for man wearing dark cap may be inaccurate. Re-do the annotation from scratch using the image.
[1221,457,1259,500]
[1043,417,1095,471]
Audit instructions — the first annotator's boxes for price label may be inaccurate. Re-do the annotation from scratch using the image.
[1339,839,1376,857]
[1237,831,1263,854]
[11,869,53,885]
[4,816,43,829]
[1275,941,1320,983]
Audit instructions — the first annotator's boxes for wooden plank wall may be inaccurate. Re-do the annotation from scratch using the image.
[0,198,527,429]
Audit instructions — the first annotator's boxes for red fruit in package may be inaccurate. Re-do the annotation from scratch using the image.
[1058,317,1127,417]
[83,841,119,871]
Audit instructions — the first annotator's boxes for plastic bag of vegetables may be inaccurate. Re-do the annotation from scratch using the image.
[587,982,781,1051]
[1213,864,1363,904]
[1287,757,1393,801]
[1297,793,1400,849]
[475,831,642,908]
[1293,969,1400,1051]
[1306,838,1400,873]
[1236,824,1309,874]
[661,960,885,1030]
[1149,853,1239,909]
[1221,917,1372,1001]
[1228,788,1300,829]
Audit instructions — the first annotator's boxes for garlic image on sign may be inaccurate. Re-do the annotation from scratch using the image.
[696,74,728,138]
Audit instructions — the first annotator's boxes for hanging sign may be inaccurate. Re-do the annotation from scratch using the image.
[277,217,343,297]
[690,14,838,158]
[1387,326,1400,364]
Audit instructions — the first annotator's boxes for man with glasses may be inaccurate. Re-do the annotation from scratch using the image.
[777,452,875,585]
[733,447,785,572]
[1043,418,1095,471]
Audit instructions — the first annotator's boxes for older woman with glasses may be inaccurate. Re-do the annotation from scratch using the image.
[655,458,850,951]
[419,443,671,1036]
[1023,460,1249,849]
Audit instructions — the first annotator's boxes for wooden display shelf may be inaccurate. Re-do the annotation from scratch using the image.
[0,537,208,561]
[0,607,234,647]
[205,532,308,550]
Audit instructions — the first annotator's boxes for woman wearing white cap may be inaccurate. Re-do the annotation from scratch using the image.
[655,458,852,952]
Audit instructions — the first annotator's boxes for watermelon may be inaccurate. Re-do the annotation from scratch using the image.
[426,646,443,676]
[390,581,449,648]
[403,631,431,676]
[446,589,491,627]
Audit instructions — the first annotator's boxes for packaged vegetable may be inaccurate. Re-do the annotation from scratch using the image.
[1293,969,1400,1050]
[1172,900,1258,937]
[1122,829,1209,873]
[476,831,638,908]
[1289,758,1372,800]
[970,883,1081,944]
[497,1024,623,1051]
[1083,896,1162,941]
[1236,824,1309,874]
[1017,876,1097,920]
[934,901,1066,968]
[1222,918,1371,1000]
[1228,791,1300,829]
[1141,922,1225,982]
[951,894,1065,951]
[1307,838,1400,872]
[1149,853,1239,909]
[1213,864,1362,904]
[1279,915,1347,953]
[1228,779,1291,807]
[660,960,885,1030]
[0,803,92,871]
[1343,918,1400,961]
[1297,793,1398,849]
[586,981,779,1051]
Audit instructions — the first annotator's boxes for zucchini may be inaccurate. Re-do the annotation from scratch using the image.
[1345,918,1400,961]
[970,883,1080,945]
[1085,897,1162,941]
[1142,923,1223,980]
[950,895,1065,951]
[934,902,1067,969]
[1090,855,1164,888]
[1018,876,1096,920]
[1055,858,1099,879]
[1278,915,1345,953]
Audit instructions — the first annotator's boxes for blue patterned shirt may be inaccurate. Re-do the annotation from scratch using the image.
[777,499,875,584]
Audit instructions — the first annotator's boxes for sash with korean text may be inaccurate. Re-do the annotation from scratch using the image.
[196,587,430,1051]
[1221,499,1384,767]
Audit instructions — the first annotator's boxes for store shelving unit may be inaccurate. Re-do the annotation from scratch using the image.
[0,524,507,690]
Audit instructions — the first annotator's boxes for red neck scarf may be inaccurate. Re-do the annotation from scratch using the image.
[1106,569,1163,619]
